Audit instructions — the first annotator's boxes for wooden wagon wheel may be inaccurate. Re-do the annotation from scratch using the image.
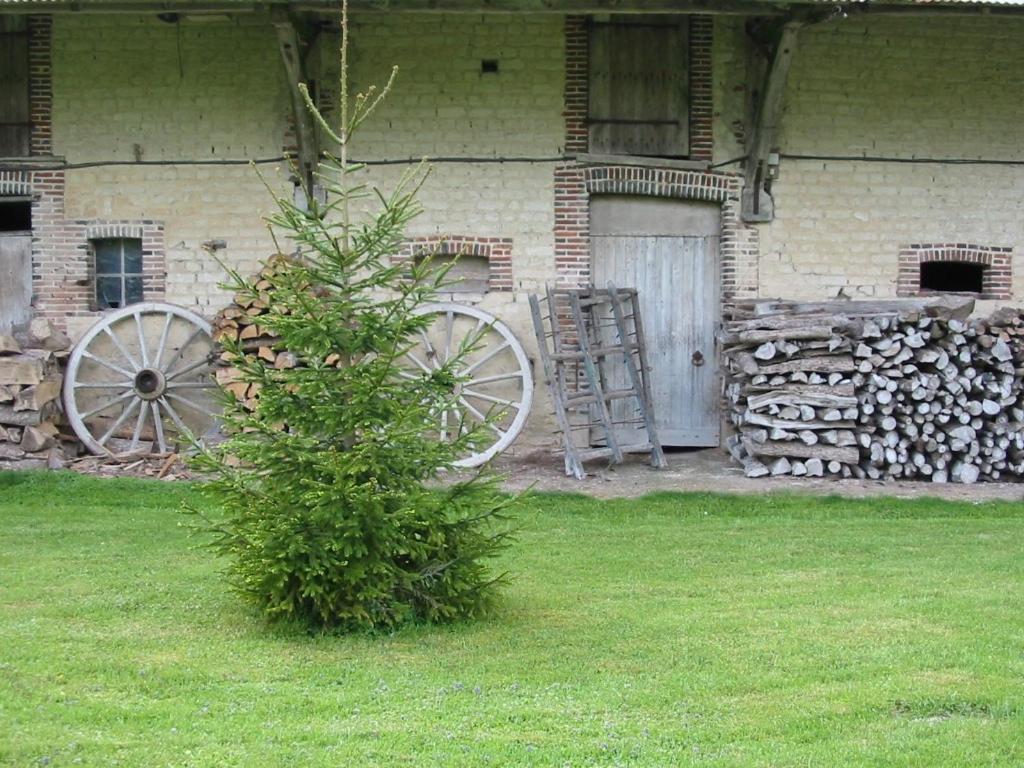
[63,303,219,456]
[407,302,533,467]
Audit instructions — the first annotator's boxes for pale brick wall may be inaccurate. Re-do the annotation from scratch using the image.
[754,16,1024,307]
[51,13,292,336]
[331,13,564,294]
[46,11,565,450]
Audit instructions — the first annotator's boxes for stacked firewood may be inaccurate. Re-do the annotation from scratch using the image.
[0,318,72,470]
[722,301,865,478]
[210,254,297,410]
[855,306,1024,483]
[721,296,1024,483]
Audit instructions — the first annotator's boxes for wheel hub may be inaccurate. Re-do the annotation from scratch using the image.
[134,368,166,400]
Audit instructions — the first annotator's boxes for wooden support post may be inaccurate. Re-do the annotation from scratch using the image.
[273,12,319,202]
[742,19,802,223]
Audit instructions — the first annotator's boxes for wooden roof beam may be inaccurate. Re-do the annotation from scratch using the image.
[0,0,792,15]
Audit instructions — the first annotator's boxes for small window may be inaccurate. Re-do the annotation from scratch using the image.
[920,261,984,294]
[0,200,30,232]
[417,253,491,293]
[93,238,144,309]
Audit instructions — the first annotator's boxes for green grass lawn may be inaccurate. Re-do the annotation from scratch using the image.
[1,472,1023,767]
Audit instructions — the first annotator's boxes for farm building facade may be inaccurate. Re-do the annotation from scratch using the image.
[2,0,1024,452]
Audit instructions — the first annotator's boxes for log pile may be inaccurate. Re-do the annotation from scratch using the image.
[210,254,293,410]
[0,318,73,471]
[722,296,1024,483]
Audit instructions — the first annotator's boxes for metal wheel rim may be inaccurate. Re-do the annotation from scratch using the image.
[408,302,533,467]
[63,302,218,456]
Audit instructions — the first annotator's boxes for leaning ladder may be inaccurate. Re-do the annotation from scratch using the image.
[529,283,666,479]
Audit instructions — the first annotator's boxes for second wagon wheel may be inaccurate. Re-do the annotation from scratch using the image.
[406,302,533,467]
[64,303,220,456]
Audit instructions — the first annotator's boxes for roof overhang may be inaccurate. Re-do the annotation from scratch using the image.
[1,0,1024,14]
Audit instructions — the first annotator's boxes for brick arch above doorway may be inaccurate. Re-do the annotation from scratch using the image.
[553,164,759,303]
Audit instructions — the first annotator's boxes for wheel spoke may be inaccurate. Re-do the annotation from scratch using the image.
[404,350,432,374]
[464,340,511,375]
[102,325,140,372]
[130,400,148,448]
[98,397,142,448]
[82,351,135,380]
[166,392,219,419]
[159,396,191,436]
[134,311,149,368]
[166,380,216,389]
[164,327,206,377]
[165,356,210,382]
[151,402,167,454]
[73,381,133,390]
[153,312,173,369]
[444,310,454,363]
[419,329,440,369]
[458,396,507,438]
[467,369,523,387]
[462,388,518,408]
[439,408,449,442]
[80,389,135,420]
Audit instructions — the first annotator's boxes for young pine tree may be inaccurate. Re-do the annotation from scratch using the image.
[189,4,515,631]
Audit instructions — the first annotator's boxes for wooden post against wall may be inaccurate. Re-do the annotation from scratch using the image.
[273,11,319,200]
[741,19,801,223]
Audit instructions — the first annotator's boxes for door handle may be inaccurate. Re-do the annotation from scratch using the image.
[692,350,705,367]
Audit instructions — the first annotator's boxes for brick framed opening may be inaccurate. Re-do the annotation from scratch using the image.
[897,243,1012,300]
[556,16,759,301]
[395,235,513,293]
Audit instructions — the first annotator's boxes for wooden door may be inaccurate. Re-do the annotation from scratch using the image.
[0,17,30,158]
[0,234,32,334]
[591,196,720,446]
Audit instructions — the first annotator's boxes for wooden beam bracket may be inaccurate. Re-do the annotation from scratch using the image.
[273,10,320,202]
[741,18,802,224]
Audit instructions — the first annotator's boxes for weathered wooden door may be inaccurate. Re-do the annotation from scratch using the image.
[0,234,32,334]
[591,196,720,446]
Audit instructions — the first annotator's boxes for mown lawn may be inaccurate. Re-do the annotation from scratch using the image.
[1,472,1022,767]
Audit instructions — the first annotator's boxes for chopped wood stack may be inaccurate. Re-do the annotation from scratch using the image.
[210,254,297,410]
[0,318,73,471]
[722,300,866,479]
[722,296,1024,483]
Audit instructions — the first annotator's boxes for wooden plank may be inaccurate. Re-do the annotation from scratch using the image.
[742,438,859,464]
[747,390,858,410]
[742,410,855,430]
[756,355,855,374]
[0,236,32,335]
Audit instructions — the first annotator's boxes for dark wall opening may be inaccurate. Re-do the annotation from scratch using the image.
[919,260,984,294]
[0,200,31,232]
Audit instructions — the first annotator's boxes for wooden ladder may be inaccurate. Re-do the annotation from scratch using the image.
[529,283,666,479]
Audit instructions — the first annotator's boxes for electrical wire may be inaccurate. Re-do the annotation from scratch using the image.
[0,154,577,173]
[781,153,1024,167]
[9,151,1017,175]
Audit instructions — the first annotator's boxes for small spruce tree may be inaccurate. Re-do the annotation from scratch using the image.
[189,2,514,631]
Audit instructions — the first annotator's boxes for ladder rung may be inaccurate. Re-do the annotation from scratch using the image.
[550,344,639,361]
[575,442,654,461]
[564,387,638,407]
